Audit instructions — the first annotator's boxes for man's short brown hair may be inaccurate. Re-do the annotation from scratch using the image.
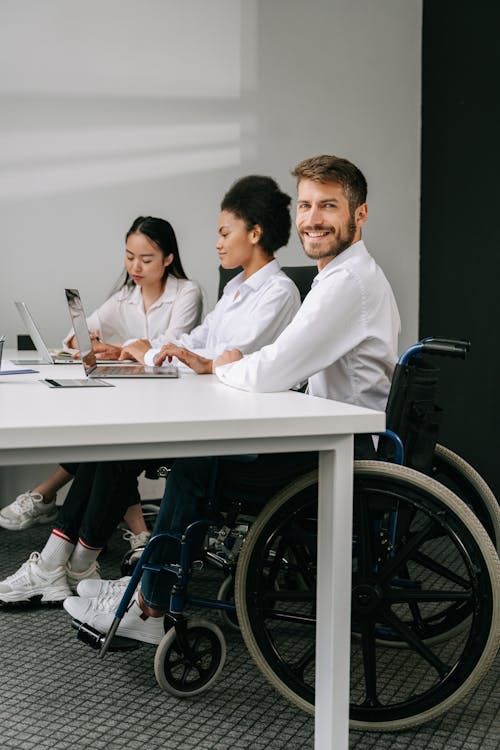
[292,155,367,214]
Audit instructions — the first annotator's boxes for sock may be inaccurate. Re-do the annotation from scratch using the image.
[40,529,75,571]
[68,538,102,573]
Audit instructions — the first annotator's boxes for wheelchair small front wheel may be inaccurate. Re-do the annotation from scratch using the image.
[154,619,226,697]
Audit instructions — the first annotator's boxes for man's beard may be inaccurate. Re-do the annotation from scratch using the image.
[299,220,357,261]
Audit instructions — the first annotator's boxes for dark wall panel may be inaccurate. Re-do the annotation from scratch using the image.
[421,1,500,494]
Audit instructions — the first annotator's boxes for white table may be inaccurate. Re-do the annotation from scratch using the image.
[0,354,384,750]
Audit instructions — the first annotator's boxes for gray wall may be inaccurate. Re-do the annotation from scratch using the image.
[0,0,422,352]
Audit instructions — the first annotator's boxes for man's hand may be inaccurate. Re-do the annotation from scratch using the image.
[156,343,213,374]
[213,349,244,370]
[118,339,151,363]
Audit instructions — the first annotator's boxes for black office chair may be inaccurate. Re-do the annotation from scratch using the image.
[218,265,317,303]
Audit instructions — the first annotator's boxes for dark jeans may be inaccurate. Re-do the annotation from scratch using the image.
[141,436,376,610]
[55,459,168,547]
[140,452,318,609]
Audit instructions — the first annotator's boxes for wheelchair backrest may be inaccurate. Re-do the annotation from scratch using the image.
[378,358,443,473]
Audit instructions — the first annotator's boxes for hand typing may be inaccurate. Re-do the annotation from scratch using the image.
[156,344,213,374]
[118,339,151,363]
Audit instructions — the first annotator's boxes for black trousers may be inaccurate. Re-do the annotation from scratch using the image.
[141,435,375,608]
[55,460,167,547]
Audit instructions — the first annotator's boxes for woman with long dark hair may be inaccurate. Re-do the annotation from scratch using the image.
[0,216,201,537]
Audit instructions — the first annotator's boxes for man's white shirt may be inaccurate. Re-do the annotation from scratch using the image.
[145,259,301,365]
[215,241,401,413]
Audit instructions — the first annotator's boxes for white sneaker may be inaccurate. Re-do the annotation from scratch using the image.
[66,560,101,592]
[0,552,71,605]
[122,530,151,550]
[63,591,165,645]
[76,576,130,599]
[0,492,58,531]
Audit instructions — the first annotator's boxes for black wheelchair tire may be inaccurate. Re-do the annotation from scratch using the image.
[235,462,500,731]
[432,444,500,553]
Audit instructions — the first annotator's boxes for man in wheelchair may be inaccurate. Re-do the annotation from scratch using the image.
[65,153,401,639]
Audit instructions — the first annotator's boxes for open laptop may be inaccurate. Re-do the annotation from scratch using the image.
[63,288,178,379]
[11,302,80,365]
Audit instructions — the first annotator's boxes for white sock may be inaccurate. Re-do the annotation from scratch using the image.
[68,538,102,573]
[40,530,75,571]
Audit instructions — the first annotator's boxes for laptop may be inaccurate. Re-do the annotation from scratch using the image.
[12,302,81,365]
[63,288,178,380]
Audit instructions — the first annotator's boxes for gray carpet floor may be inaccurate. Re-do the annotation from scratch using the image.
[0,523,498,750]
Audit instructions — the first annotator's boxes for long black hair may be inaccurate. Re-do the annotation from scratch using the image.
[119,216,188,288]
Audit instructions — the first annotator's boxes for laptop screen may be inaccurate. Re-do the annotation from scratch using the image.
[64,289,97,374]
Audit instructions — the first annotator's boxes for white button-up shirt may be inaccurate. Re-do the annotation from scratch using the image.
[144,259,301,365]
[63,276,202,348]
[215,242,401,412]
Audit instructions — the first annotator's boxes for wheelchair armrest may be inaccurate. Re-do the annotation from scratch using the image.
[399,338,470,365]
[420,338,470,358]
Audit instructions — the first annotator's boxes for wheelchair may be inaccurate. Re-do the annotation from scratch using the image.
[73,337,500,732]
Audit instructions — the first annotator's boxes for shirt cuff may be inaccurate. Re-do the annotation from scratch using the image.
[144,348,160,366]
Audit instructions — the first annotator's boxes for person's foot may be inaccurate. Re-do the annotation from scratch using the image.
[0,492,58,531]
[65,560,101,592]
[76,575,130,599]
[122,529,151,550]
[63,590,166,645]
[0,552,71,605]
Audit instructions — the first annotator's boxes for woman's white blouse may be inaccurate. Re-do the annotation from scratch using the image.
[63,276,202,348]
[144,259,301,365]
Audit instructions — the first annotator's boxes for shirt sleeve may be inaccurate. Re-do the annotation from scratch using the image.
[146,283,203,365]
[215,269,366,392]
[145,306,215,366]
[159,282,203,341]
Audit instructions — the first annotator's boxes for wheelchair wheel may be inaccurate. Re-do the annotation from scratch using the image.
[154,619,226,697]
[216,576,240,631]
[432,444,500,552]
[235,463,500,731]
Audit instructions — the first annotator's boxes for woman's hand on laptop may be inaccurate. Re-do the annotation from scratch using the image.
[93,341,122,360]
[155,343,213,374]
[118,339,151,364]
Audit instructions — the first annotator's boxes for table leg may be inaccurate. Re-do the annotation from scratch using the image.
[315,435,354,750]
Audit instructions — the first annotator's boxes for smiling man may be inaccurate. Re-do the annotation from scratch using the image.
[66,155,402,636]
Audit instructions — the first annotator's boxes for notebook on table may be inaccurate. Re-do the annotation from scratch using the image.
[40,289,178,387]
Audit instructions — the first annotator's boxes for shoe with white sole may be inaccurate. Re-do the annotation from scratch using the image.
[122,529,151,550]
[0,552,71,605]
[66,561,101,592]
[63,590,165,645]
[0,492,58,531]
[76,576,130,599]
